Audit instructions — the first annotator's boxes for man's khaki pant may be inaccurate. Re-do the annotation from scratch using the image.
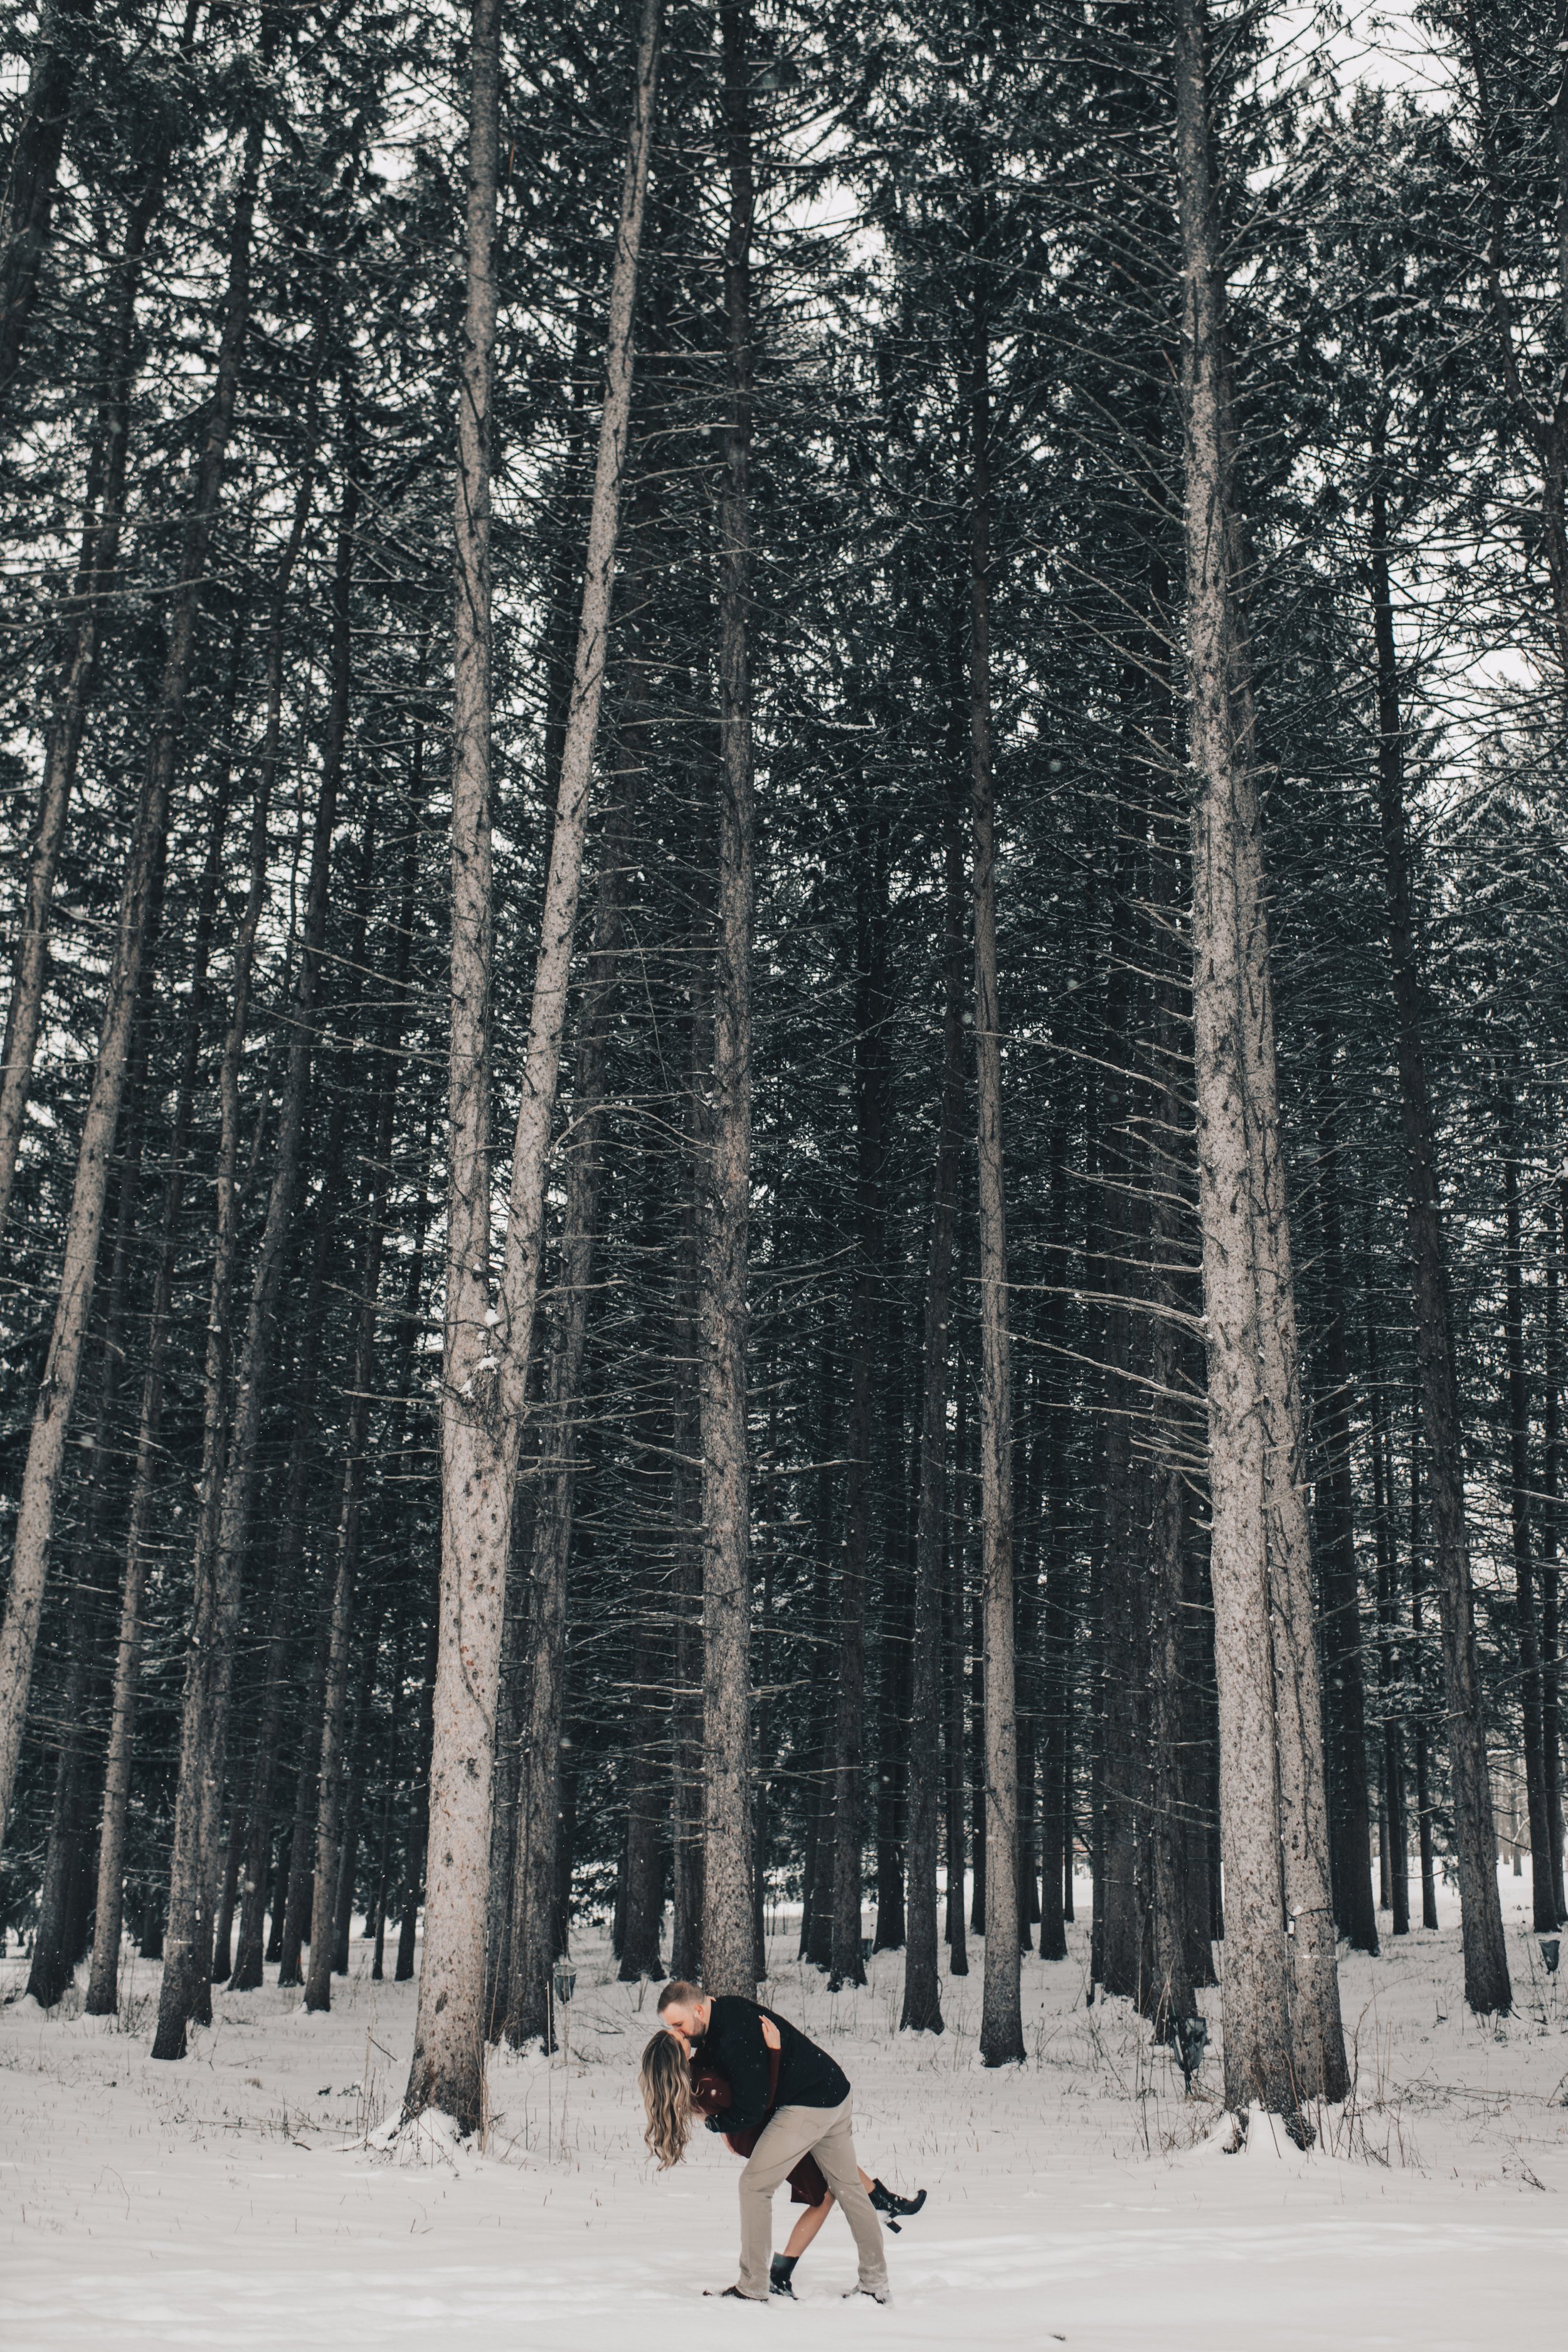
[734,2095,888,2301]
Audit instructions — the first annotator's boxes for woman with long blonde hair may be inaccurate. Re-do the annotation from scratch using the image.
[637,2029,923,2299]
[640,2028,697,2170]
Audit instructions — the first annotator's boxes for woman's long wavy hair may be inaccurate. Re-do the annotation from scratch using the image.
[639,2030,696,2169]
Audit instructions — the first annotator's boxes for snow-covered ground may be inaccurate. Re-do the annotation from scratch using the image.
[3,1873,1565,2349]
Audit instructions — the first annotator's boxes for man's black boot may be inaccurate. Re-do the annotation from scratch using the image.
[770,2256,798,2300]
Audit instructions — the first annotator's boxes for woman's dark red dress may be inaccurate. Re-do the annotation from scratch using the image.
[691,2053,830,2208]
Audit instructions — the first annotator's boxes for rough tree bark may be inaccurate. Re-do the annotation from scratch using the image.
[900,760,965,2033]
[1175,0,1349,2122]
[970,207,1024,2069]
[1545,1184,1567,1923]
[695,0,758,2001]
[405,0,662,2132]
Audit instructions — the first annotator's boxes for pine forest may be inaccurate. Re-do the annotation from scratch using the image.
[4,7,1568,2316]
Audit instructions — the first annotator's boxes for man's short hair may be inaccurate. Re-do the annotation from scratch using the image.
[657,1978,703,2013]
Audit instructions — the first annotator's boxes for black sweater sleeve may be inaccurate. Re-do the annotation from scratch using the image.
[701,1998,773,2131]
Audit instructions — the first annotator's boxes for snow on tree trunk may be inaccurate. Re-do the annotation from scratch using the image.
[1174,0,1349,2124]
[697,0,758,2003]
[403,0,663,2132]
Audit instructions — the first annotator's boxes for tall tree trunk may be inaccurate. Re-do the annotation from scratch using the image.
[618,1425,668,1996]
[695,0,758,2002]
[28,896,158,2008]
[1545,1184,1567,1923]
[485,1509,529,2035]
[213,455,326,1996]
[670,1083,707,1983]
[27,1579,95,2009]
[270,1262,345,1988]
[1014,1429,1041,1954]
[504,789,630,2047]
[618,1044,672,1991]
[946,1353,970,1977]
[830,823,889,1993]
[371,1121,438,1984]
[209,1804,247,1984]
[1499,1075,1554,1931]
[1314,1040,1378,1952]
[798,1315,835,1969]
[331,1617,381,1974]
[370,1622,406,1980]
[1367,442,1510,2010]
[1406,1394,1440,1931]
[151,369,357,2063]
[1096,778,1150,2005]
[397,1610,439,1983]
[1145,1029,1200,2021]
[1463,2,1568,684]
[304,746,425,2015]
[301,1196,392,2014]
[1364,1279,1411,1939]
[0,82,263,1863]
[873,1311,911,1955]
[1175,0,1349,2120]
[969,226,1023,2069]
[0,104,181,1237]
[84,736,245,2015]
[0,0,95,405]
[1037,1113,1071,1965]
[231,1054,363,1996]
[405,0,663,2134]
[901,755,965,2032]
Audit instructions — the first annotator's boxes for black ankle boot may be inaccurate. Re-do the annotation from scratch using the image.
[770,2255,798,2299]
[869,2178,927,2228]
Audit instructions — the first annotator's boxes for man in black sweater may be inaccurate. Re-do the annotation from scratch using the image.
[658,1979,891,2304]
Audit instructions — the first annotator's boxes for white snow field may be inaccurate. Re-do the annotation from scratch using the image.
[3,1875,1565,2351]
